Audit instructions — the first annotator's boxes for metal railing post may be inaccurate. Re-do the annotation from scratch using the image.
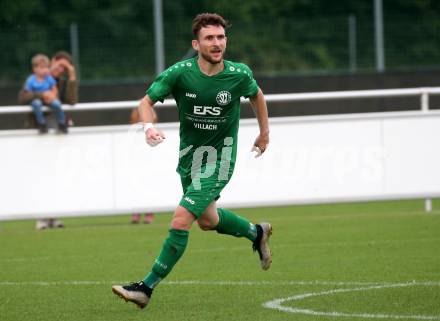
[348,14,357,73]
[421,89,429,112]
[70,22,81,81]
[153,0,165,75]
[425,198,432,213]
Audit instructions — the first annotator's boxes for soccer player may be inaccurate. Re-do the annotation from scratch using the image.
[112,13,272,309]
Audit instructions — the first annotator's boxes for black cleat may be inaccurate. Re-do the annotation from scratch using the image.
[253,223,273,270]
[112,281,152,309]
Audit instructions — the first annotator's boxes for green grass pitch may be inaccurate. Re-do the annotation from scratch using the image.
[1,200,439,321]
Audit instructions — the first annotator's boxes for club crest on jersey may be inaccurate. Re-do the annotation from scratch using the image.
[216,91,231,106]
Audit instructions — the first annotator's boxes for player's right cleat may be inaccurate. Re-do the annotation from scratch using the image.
[112,281,152,309]
[253,223,273,270]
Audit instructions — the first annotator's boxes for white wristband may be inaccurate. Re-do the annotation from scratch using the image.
[143,122,154,133]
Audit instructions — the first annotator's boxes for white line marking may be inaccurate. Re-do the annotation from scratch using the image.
[263,282,440,320]
[0,280,439,287]
[0,281,110,286]
[1,256,52,262]
[2,279,440,319]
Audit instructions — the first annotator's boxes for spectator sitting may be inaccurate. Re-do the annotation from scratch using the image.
[22,53,68,134]
[19,51,78,128]
[20,52,76,230]
[50,51,78,127]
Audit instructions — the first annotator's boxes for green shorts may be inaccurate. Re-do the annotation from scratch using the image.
[178,173,229,218]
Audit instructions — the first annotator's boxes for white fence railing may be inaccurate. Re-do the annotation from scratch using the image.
[1,87,440,113]
[1,87,439,220]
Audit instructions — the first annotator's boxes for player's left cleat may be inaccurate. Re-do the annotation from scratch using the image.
[112,281,152,309]
[253,223,273,270]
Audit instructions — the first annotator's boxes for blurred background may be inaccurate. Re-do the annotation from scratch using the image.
[0,0,439,230]
[1,0,440,123]
[2,1,440,85]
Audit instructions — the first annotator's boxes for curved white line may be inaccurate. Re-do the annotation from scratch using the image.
[263,282,440,320]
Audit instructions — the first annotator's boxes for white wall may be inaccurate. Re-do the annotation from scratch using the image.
[1,110,440,220]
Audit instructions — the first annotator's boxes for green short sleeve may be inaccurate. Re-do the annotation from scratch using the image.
[239,64,259,98]
[146,66,179,103]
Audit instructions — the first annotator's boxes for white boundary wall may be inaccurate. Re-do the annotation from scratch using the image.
[1,110,440,220]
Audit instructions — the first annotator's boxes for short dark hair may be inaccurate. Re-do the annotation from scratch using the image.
[52,51,73,64]
[192,13,229,38]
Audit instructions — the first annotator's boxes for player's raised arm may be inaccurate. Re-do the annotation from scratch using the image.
[249,88,270,157]
[139,95,165,147]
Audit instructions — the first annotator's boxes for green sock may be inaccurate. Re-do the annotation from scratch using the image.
[215,208,257,242]
[143,228,189,289]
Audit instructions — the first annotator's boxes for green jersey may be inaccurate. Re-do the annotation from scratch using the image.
[146,57,259,179]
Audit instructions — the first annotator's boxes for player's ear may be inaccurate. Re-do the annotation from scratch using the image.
[192,39,199,51]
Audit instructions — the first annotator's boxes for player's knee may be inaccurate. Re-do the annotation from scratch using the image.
[197,216,216,231]
[197,220,211,231]
[170,206,194,230]
[171,217,191,230]
[198,223,211,231]
[171,218,191,230]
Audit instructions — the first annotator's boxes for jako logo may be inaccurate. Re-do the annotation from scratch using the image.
[184,196,195,205]
[194,106,222,116]
[186,92,196,98]
[154,259,168,269]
